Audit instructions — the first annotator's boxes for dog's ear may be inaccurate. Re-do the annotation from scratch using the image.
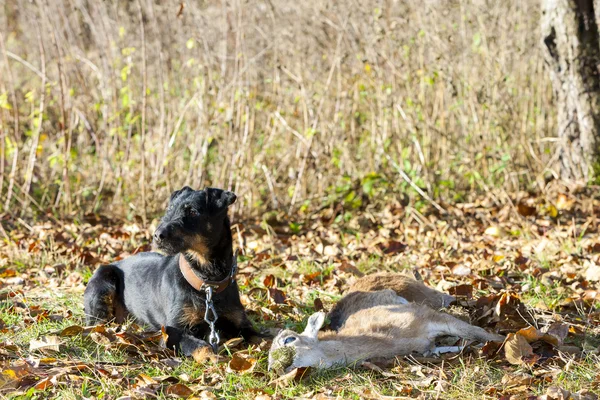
[169,186,193,203]
[205,187,237,212]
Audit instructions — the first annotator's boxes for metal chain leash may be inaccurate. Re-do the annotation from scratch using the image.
[203,285,220,354]
[202,253,238,354]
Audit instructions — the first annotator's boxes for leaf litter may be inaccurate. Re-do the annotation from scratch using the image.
[1,188,600,397]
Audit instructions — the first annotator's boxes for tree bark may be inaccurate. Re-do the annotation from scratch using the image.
[542,0,600,182]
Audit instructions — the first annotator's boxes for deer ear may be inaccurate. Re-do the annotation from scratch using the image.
[302,312,325,339]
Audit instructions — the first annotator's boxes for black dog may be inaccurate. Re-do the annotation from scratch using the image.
[84,187,259,357]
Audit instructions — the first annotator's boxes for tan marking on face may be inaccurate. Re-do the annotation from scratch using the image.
[185,235,210,264]
[179,304,203,327]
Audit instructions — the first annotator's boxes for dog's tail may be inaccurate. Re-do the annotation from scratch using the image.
[83,264,125,325]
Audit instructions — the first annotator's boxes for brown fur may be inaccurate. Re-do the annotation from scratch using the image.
[269,302,504,372]
[348,272,454,309]
[185,235,210,265]
[100,292,128,324]
[328,289,408,330]
[179,304,204,328]
[328,273,455,330]
[114,302,128,323]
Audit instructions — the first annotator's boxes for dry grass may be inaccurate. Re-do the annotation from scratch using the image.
[0,0,555,221]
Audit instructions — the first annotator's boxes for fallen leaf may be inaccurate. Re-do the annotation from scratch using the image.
[60,325,84,337]
[263,274,276,288]
[517,202,537,217]
[544,322,569,346]
[504,333,538,366]
[269,367,311,386]
[556,194,574,211]
[137,373,157,385]
[448,284,473,298]
[268,288,286,304]
[313,297,324,311]
[164,383,194,398]
[223,337,244,349]
[484,226,504,237]
[228,353,257,373]
[378,240,407,254]
[29,336,61,354]
[34,376,55,390]
[338,261,364,277]
[452,264,471,276]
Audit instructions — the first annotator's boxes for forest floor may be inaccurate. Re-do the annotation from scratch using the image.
[1,188,600,399]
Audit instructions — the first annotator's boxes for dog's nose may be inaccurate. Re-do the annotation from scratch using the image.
[154,226,168,242]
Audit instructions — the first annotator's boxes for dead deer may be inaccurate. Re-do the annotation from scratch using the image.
[268,290,503,374]
[328,272,455,330]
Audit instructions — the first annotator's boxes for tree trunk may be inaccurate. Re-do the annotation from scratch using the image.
[542,0,600,182]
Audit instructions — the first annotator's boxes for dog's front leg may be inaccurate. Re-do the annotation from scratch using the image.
[163,325,212,358]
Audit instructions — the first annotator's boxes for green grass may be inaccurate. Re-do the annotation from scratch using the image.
[3,197,600,398]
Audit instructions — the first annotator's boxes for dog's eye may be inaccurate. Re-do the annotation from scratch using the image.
[283,336,297,345]
[187,207,199,217]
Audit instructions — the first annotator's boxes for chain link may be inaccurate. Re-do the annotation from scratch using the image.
[203,286,220,354]
[202,254,238,354]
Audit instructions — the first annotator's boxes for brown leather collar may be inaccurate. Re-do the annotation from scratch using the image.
[179,252,237,294]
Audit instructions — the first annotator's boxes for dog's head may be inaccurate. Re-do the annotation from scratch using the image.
[152,187,237,260]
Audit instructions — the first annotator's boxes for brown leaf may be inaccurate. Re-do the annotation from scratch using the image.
[89,331,112,346]
[136,373,157,386]
[303,271,321,283]
[378,240,407,254]
[29,335,61,354]
[269,367,311,386]
[313,297,324,311]
[448,284,473,299]
[60,325,84,337]
[504,333,537,366]
[263,274,276,288]
[516,326,563,347]
[501,372,535,387]
[165,383,194,398]
[338,261,364,277]
[160,325,170,346]
[516,326,544,343]
[268,288,287,304]
[228,353,257,373]
[481,340,503,358]
[223,337,245,349]
[34,376,55,390]
[545,322,569,346]
[517,202,537,217]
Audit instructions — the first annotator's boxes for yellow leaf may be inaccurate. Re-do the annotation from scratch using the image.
[546,204,558,218]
